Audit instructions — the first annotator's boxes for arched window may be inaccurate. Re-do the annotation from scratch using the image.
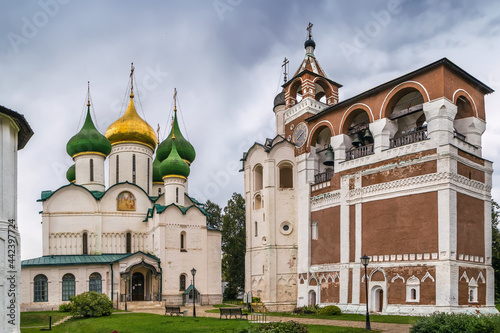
[34,274,48,302]
[116,155,119,183]
[254,194,262,210]
[89,272,102,293]
[254,222,258,237]
[126,232,132,253]
[62,273,75,301]
[469,278,478,303]
[158,188,162,195]
[82,232,88,255]
[132,154,136,184]
[179,274,186,291]
[311,221,319,240]
[279,164,293,189]
[406,275,420,302]
[180,232,186,251]
[254,165,263,191]
[90,159,94,182]
[176,187,179,203]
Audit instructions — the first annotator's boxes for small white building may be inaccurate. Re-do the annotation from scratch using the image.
[20,74,222,311]
[0,105,33,332]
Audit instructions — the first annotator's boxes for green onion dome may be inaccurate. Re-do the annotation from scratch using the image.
[159,136,190,179]
[152,155,162,183]
[66,164,76,183]
[66,106,112,158]
[156,109,196,165]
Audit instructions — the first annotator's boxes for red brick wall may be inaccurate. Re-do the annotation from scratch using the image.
[457,193,485,258]
[311,206,340,265]
[362,192,438,255]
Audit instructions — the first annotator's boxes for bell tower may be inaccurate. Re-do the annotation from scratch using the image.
[282,23,342,122]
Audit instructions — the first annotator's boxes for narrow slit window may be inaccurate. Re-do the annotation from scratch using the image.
[132,154,136,184]
[176,187,179,203]
[126,232,132,253]
[90,159,94,182]
[116,155,119,183]
[83,232,88,254]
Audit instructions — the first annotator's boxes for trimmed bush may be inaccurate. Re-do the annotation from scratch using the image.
[240,321,309,333]
[69,292,113,318]
[410,312,500,333]
[58,303,72,312]
[292,305,320,314]
[318,305,342,316]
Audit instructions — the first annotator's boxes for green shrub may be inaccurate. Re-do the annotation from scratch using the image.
[240,321,309,333]
[69,292,113,318]
[58,303,72,312]
[252,297,261,303]
[410,312,500,333]
[318,305,342,316]
[292,305,320,314]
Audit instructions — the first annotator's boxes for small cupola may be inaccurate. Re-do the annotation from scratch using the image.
[66,96,111,158]
[156,89,196,165]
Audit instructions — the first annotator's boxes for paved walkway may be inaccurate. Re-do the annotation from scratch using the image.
[131,306,412,333]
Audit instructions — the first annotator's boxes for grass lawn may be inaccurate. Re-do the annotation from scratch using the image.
[21,312,369,333]
[20,311,70,328]
[266,312,419,325]
[207,307,417,325]
[496,304,500,312]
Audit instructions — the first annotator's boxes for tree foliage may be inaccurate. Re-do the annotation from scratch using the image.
[492,200,500,302]
[221,192,246,299]
[205,199,222,230]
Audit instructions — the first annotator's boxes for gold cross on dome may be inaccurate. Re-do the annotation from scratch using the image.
[307,22,313,38]
[173,88,177,108]
[130,62,135,95]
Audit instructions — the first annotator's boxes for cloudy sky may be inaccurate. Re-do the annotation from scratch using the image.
[3,0,500,260]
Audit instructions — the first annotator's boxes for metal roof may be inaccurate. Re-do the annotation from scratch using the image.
[21,251,160,267]
[0,105,34,149]
[306,58,494,122]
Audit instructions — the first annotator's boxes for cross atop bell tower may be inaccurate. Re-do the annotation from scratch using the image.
[281,24,342,116]
[306,22,313,39]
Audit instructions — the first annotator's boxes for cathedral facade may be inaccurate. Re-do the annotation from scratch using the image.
[20,74,222,310]
[243,33,496,314]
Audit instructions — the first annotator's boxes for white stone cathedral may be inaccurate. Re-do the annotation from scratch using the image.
[20,71,222,310]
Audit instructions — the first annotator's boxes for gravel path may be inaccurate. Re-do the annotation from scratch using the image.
[132,306,412,333]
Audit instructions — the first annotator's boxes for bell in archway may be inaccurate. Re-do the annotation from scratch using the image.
[363,129,373,143]
[352,132,362,147]
[323,148,334,166]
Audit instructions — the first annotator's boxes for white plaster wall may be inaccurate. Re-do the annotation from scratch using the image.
[108,143,154,195]
[74,154,106,192]
[0,114,21,332]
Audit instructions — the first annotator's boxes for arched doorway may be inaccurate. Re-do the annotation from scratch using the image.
[132,272,144,301]
[308,290,316,306]
[372,287,384,312]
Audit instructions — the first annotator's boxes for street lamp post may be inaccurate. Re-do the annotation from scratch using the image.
[124,275,128,312]
[191,268,197,318]
[361,255,371,331]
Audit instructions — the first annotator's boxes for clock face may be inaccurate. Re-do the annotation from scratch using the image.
[292,122,308,148]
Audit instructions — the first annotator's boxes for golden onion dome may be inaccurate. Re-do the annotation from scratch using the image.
[105,94,157,150]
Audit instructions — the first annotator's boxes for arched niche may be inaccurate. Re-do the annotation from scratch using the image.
[387,89,428,148]
[343,109,374,160]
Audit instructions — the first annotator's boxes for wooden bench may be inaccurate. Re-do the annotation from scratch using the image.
[219,307,248,319]
[165,305,182,316]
